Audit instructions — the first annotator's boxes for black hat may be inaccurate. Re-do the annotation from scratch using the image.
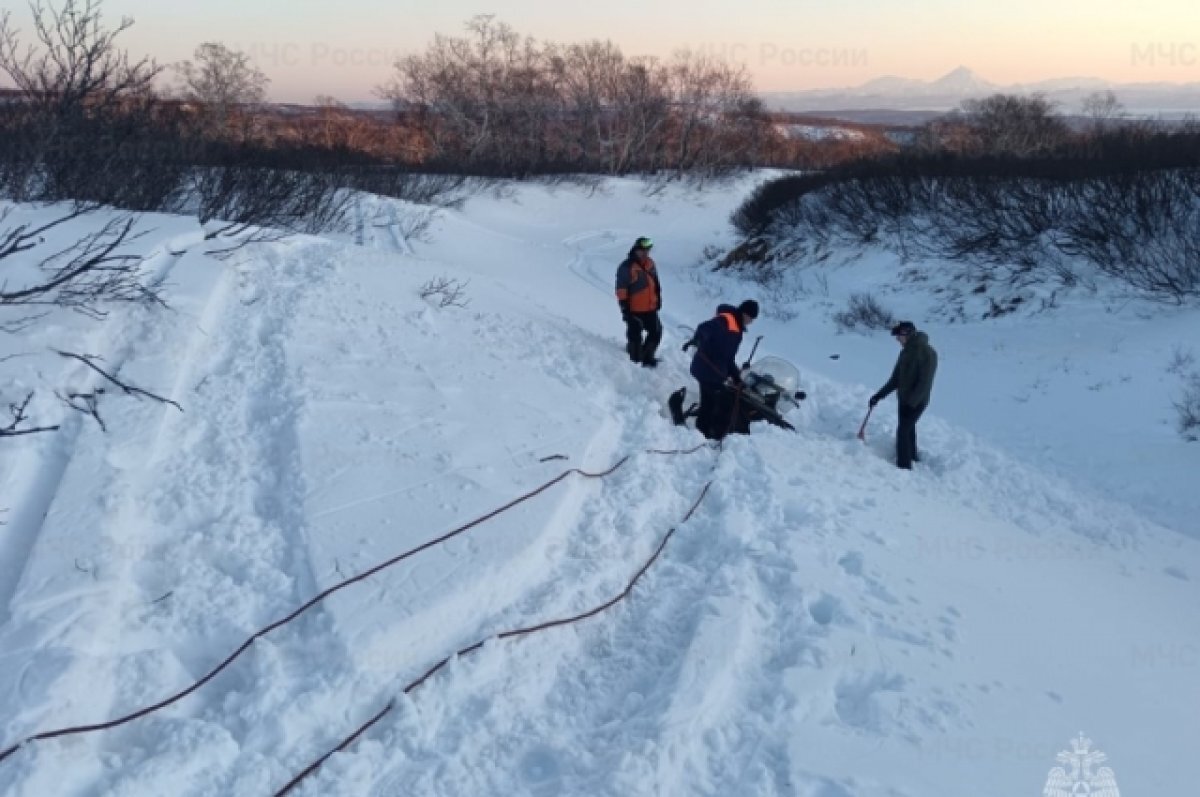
[738,299,760,319]
[633,236,653,250]
[890,321,916,336]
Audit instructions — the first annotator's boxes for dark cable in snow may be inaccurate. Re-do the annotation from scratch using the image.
[0,444,708,767]
[274,480,715,796]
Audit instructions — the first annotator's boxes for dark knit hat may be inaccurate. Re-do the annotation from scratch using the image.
[738,299,760,319]
[890,320,916,336]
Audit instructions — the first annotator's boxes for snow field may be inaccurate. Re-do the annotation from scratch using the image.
[0,177,1196,796]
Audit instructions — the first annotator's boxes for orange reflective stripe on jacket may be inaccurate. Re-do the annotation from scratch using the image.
[616,256,660,313]
[719,312,738,332]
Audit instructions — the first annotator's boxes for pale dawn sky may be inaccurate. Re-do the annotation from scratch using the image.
[2,0,1198,102]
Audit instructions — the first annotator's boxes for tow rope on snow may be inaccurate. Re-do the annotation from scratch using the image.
[274,479,715,796]
[0,443,709,767]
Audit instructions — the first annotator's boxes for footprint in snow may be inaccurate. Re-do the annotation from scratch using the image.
[833,671,907,733]
[807,593,847,627]
[520,746,564,789]
[837,551,864,577]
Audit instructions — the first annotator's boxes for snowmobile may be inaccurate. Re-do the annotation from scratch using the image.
[668,355,806,434]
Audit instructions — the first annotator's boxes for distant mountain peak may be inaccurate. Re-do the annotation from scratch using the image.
[941,65,978,79]
[932,66,994,91]
[762,67,1200,114]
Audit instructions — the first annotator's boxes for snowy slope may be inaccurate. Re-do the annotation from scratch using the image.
[0,178,1197,797]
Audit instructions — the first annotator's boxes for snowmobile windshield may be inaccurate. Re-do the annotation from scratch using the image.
[747,356,800,393]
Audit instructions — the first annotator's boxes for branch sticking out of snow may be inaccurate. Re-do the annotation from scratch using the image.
[418,276,470,309]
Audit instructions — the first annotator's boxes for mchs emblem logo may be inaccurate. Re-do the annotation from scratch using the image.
[1043,734,1120,797]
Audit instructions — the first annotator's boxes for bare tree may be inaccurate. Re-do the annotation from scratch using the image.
[381,17,768,176]
[174,42,269,136]
[665,50,763,177]
[1080,90,1125,134]
[609,57,670,173]
[550,40,625,166]
[0,0,159,118]
[959,93,1069,156]
[0,0,175,207]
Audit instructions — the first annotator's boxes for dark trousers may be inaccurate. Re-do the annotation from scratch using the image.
[624,311,662,363]
[896,401,927,469]
[695,381,729,440]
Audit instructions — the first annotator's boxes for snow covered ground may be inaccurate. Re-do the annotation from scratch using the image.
[1,177,1197,797]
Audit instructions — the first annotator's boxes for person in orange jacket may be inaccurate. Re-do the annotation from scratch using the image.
[615,236,662,367]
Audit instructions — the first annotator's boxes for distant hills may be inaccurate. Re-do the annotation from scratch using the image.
[764,66,1200,117]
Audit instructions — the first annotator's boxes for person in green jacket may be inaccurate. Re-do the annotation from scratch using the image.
[869,321,938,469]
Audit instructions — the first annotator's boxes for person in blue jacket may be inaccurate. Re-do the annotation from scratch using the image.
[685,300,758,439]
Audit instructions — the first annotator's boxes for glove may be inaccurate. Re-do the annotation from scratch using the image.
[682,338,695,352]
[868,393,881,408]
[729,370,743,386]
[619,300,631,322]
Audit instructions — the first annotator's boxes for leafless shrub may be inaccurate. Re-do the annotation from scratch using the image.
[833,292,896,333]
[347,169,471,209]
[1055,170,1200,301]
[187,166,352,256]
[0,208,180,440]
[1,392,58,437]
[1176,373,1200,441]
[729,125,1200,303]
[418,276,469,308]
[394,207,435,247]
[1166,345,1196,377]
[54,349,182,411]
[0,207,154,317]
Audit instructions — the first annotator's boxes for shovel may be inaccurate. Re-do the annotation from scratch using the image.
[856,405,874,441]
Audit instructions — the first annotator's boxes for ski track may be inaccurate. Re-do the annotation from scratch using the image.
[563,230,622,298]
[0,235,213,793]
[0,240,369,797]
[177,239,672,795]
[0,238,193,627]
[88,241,363,797]
[320,421,884,797]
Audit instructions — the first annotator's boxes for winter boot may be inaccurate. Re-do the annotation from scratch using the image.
[667,388,687,426]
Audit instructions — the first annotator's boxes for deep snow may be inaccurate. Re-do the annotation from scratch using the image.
[0,177,1197,797]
